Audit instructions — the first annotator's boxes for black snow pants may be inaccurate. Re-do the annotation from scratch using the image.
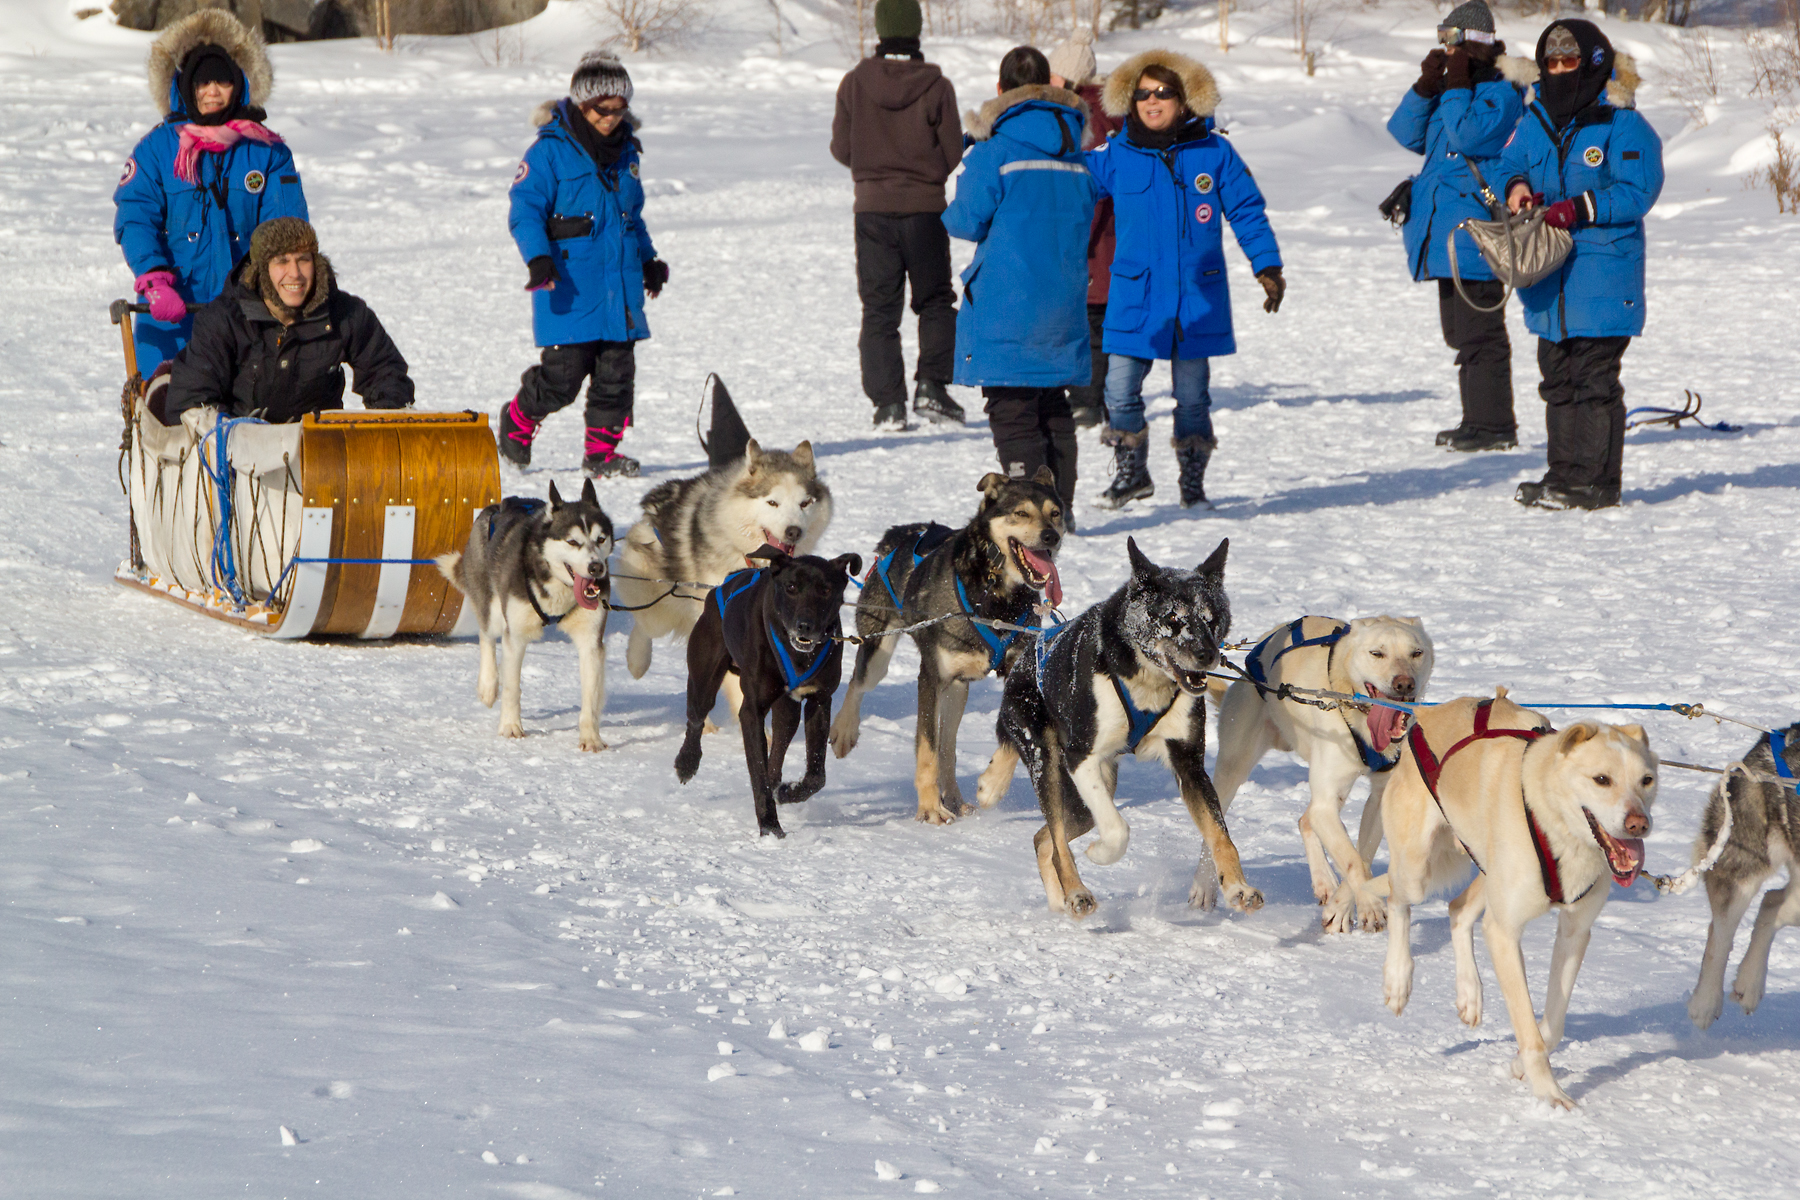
[855,212,956,409]
[1437,279,1515,434]
[1538,335,1629,490]
[983,387,1077,509]
[1066,302,1109,413]
[516,340,636,432]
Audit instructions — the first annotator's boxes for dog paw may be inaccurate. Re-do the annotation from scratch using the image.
[1224,883,1264,914]
[1382,971,1412,1017]
[579,733,608,753]
[498,721,526,739]
[757,821,787,840]
[777,778,822,805]
[1456,988,1483,1028]
[674,739,701,784]
[915,803,959,826]
[702,717,722,736]
[1319,891,1355,934]
[1508,1053,1527,1081]
[940,784,975,818]
[1083,828,1129,866]
[1187,877,1218,912]
[1688,989,1723,1029]
[1064,888,1097,920]
[1537,1084,1577,1111]
[1732,979,1766,1015]
[828,718,858,759]
[1357,902,1387,933]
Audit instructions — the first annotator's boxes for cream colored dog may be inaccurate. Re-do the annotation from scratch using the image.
[1198,615,1432,931]
[1380,689,1657,1109]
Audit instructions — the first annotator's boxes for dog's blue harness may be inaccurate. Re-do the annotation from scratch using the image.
[1247,616,1400,774]
[713,567,831,695]
[956,575,1036,674]
[1033,619,1171,753]
[868,531,931,613]
[1771,728,1796,782]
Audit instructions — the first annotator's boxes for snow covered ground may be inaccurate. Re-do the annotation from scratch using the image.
[3,1,1799,1195]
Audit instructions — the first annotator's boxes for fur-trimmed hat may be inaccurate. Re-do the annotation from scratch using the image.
[241,217,330,319]
[1047,29,1097,87]
[570,49,633,107]
[1101,49,1220,119]
[148,9,273,118]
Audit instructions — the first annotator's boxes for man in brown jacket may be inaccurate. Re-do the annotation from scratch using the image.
[830,0,963,431]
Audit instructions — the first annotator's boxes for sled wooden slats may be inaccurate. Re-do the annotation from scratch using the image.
[297,411,499,638]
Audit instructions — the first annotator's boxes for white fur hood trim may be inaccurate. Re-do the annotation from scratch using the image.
[1102,49,1220,119]
[148,9,273,117]
[532,98,642,131]
[961,84,1085,143]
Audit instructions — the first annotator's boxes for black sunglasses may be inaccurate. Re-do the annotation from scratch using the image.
[1132,86,1179,102]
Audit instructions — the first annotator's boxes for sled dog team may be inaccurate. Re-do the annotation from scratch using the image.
[436,392,1798,1110]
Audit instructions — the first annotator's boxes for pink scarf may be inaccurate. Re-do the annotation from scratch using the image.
[174,120,283,184]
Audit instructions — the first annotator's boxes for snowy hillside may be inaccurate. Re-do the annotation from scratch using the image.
[3,0,1799,1196]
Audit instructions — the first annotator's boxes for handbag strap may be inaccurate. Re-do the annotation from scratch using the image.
[1459,152,1506,220]
[1448,152,1517,315]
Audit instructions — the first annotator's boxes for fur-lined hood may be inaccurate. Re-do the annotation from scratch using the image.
[962,84,1085,143]
[1499,52,1639,108]
[1101,49,1220,119]
[532,98,642,131]
[148,9,273,118]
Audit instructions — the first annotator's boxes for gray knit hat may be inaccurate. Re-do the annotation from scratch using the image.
[570,49,633,106]
[1440,1,1495,35]
[1047,29,1097,86]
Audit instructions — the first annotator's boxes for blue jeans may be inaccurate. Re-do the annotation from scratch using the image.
[1103,354,1214,441]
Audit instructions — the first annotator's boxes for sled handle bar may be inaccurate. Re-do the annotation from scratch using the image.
[111,300,149,324]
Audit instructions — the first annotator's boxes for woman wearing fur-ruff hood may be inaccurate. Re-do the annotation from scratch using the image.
[1084,47,1284,512]
[114,9,309,376]
[1497,18,1661,513]
[1386,0,1533,454]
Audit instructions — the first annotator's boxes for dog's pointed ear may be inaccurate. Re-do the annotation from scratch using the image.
[1616,723,1650,746]
[747,543,789,568]
[976,472,1008,501]
[1196,537,1229,578]
[829,552,863,579]
[791,441,815,472]
[547,480,565,509]
[1401,615,1424,627]
[1557,723,1599,754]
[743,439,762,469]
[581,478,598,507]
[1126,537,1157,579]
[1030,465,1057,488]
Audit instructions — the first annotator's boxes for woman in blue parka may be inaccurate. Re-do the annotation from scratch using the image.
[943,46,1097,513]
[501,50,668,479]
[114,10,308,377]
[1386,0,1530,453]
[1086,50,1284,511]
[1499,20,1662,512]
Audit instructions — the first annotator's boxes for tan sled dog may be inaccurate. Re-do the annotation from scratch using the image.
[1202,615,1432,929]
[1381,689,1657,1109]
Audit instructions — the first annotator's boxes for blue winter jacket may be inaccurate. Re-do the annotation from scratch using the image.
[1086,119,1282,361]
[1386,71,1526,282]
[113,71,308,375]
[509,101,657,348]
[942,89,1097,388]
[1496,99,1663,341]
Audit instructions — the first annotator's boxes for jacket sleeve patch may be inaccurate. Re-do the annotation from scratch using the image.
[1622,150,1640,160]
[118,157,137,186]
[513,161,530,186]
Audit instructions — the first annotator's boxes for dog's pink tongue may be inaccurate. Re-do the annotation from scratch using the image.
[1614,837,1646,886]
[574,575,601,611]
[1020,546,1062,606]
[1365,701,1405,750]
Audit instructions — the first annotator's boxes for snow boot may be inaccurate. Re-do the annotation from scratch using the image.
[1173,433,1217,510]
[912,380,965,425]
[582,425,639,479]
[497,396,540,469]
[1093,427,1153,510]
[1436,424,1471,446]
[1517,480,1619,511]
[873,401,909,432]
[1448,427,1518,452]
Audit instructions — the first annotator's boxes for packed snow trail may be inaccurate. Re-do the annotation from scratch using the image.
[3,3,1800,1197]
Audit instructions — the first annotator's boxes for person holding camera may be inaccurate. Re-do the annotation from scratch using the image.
[1385,1,1530,453]
[1499,19,1662,511]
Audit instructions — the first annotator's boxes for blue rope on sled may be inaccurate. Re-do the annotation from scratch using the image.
[198,416,265,606]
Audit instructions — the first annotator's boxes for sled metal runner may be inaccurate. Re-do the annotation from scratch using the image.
[113,303,501,638]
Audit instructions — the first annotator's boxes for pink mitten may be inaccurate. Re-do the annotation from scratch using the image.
[135,270,187,323]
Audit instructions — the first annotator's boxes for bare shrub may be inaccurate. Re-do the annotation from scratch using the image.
[1750,124,1800,213]
[1662,28,1720,127]
[591,0,710,53]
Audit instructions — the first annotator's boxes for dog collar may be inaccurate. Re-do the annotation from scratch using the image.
[768,623,830,695]
[1249,617,1403,772]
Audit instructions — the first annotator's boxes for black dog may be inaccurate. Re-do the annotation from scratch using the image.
[675,546,863,837]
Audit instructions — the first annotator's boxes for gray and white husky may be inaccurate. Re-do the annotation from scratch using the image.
[614,429,832,682]
[1688,722,1800,1028]
[436,479,614,751]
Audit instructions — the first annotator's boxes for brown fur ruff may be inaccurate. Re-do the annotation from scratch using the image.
[531,99,643,131]
[1101,49,1220,119]
[962,84,1086,143]
[148,9,274,117]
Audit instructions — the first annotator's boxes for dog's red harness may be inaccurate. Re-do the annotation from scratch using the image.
[1408,699,1583,903]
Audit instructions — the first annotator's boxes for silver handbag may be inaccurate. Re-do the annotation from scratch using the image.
[1446,154,1572,312]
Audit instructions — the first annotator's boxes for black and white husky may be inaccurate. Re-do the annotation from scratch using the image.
[436,479,614,750]
[976,538,1264,920]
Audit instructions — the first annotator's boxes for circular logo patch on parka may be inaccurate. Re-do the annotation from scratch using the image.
[118,157,137,187]
[1193,172,1214,194]
[1583,146,1605,168]
[629,162,640,180]
[243,169,266,194]
[1195,203,1214,223]
[513,161,529,186]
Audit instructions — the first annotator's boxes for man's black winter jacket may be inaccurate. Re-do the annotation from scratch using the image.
[166,261,413,424]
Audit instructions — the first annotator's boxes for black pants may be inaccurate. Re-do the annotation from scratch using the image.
[983,387,1077,508]
[1538,335,1629,490]
[855,212,956,409]
[1067,302,1109,412]
[517,340,636,430]
[1437,278,1515,433]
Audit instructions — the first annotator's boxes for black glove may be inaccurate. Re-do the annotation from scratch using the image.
[1257,266,1285,314]
[1443,47,1472,90]
[643,258,669,298]
[524,255,556,292]
[1413,49,1448,98]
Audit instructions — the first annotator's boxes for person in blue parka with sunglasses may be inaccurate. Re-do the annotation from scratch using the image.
[1499,19,1662,512]
[1085,49,1284,512]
